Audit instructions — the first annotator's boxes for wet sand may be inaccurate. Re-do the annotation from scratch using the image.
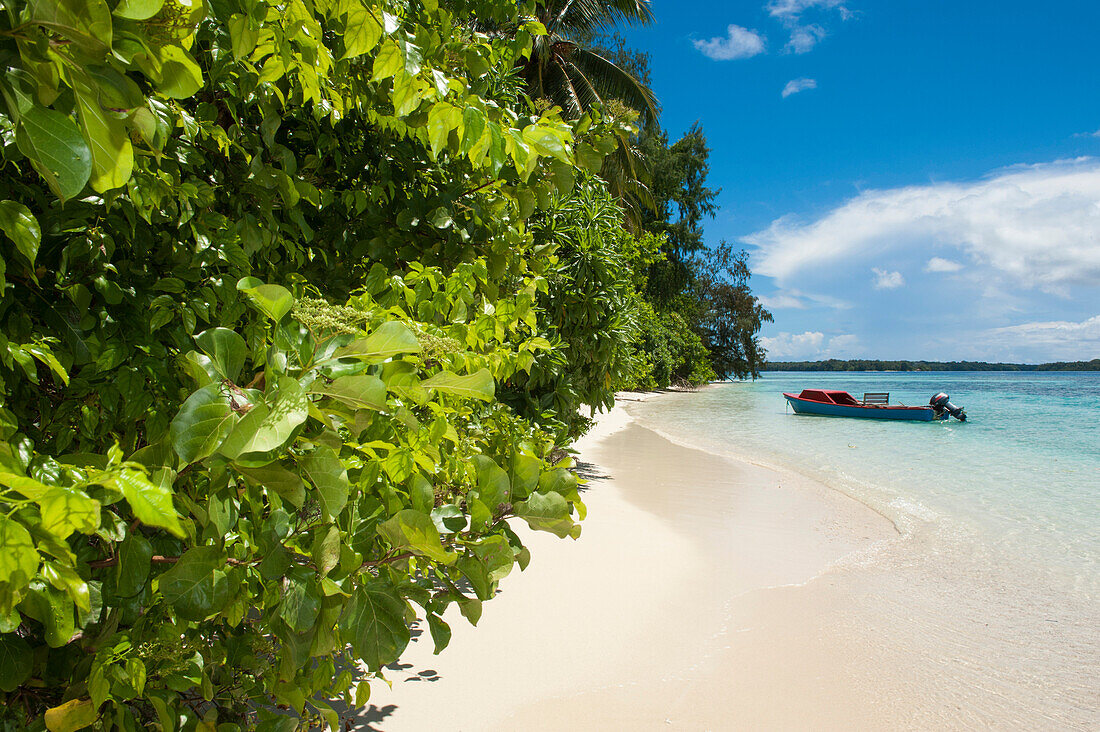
[359,401,908,730]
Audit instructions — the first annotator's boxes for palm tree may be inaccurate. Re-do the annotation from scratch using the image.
[521,0,659,126]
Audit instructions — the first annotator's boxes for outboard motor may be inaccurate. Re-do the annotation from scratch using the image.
[930,392,967,421]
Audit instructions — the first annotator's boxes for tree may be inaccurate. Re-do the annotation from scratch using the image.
[642,124,720,305]
[521,0,658,125]
[693,244,774,379]
[0,0,641,727]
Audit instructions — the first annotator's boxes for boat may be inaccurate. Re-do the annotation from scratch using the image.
[783,389,967,421]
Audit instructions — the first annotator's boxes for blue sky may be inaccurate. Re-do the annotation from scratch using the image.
[621,0,1100,362]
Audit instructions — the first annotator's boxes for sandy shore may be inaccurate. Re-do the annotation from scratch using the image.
[357,396,906,730]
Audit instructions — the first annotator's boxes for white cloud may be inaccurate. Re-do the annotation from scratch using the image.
[972,316,1100,361]
[782,78,817,98]
[766,0,849,21]
[787,24,826,53]
[745,158,1100,292]
[693,25,766,61]
[925,257,963,273]
[826,334,860,352]
[758,293,806,309]
[871,268,905,289]
[766,0,849,53]
[760,330,823,358]
[758,288,851,310]
[761,330,859,359]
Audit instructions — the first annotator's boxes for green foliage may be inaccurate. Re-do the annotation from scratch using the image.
[623,301,714,390]
[631,123,770,382]
[0,0,636,726]
[520,0,657,126]
[513,175,643,438]
[691,242,773,380]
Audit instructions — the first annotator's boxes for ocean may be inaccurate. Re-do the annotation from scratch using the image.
[624,372,1099,728]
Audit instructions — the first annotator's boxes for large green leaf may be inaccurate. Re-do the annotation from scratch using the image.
[538,466,578,496]
[237,279,294,322]
[342,3,382,59]
[194,328,248,383]
[378,510,456,564]
[38,485,100,539]
[426,613,451,655]
[421,369,495,401]
[461,106,486,154]
[84,66,144,111]
[116,533,153,598]
[238,462,306,508]
[371,39,403,81]
[430,504,466,534]
[522,124,571,163]
[340,579,410,671]
[0,201,41,266]
[455,555,491,600]
[336,321,420,363]
[509,452,540,500]
[472,534,514,581]
[220,376,307,458]
[311,524,340,576]
[170,384,238,464]
[301,446,349,520]
[112,0,163,20]
[0,515,38,585]
[43,697,97,732]
[409,473,434,513]
[74,83,133,193]
[315,374,386,411]
[156,45,204,99]
[181,352,218,387]
[471,455,509,510]
[106,469,185,538]
[228,13,259,58]
[28,0,112,51]
[157,546,229,621]
[280,567,321,632]
[16,106,92,200]
[513,492,579,539]
[21,582,75,647]
[0,634,32,692]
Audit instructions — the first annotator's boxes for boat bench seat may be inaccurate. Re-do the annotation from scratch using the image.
[862,392,890,405]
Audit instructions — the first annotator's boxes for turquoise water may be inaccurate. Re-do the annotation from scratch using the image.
[630,372,1100,590]
[626,373,1100,726]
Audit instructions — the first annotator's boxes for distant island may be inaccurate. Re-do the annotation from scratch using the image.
[763,359,1100,372]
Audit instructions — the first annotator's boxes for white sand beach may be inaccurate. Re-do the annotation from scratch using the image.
[358,395,922,730]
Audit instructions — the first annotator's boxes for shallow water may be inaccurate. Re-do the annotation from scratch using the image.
[625,372,1100,728]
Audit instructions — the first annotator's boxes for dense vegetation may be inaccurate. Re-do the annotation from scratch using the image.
[765,359,1100,372]
[554,37,772,389]
[0,0,768,728]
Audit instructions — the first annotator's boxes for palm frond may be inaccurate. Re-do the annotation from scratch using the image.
[566,47,658,126]
[543,0,653,35]
[559,56,604,111]
[545,57,585,118]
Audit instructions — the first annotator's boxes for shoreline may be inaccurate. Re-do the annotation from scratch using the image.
[360,393,910,730]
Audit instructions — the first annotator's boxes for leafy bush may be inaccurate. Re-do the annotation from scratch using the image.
[509,176,647,439]
[620,301,714,390]
[0,0,639,727]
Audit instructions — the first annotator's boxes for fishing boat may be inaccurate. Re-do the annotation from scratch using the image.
[783,390,967,421]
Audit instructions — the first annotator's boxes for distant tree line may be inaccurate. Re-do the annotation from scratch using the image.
[763,359,1100,372]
